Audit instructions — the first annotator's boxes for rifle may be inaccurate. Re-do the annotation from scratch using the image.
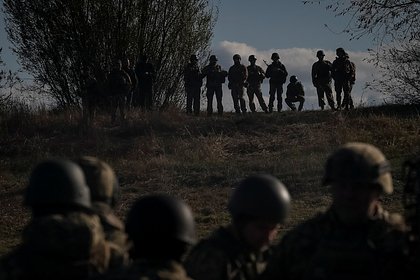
[263,60,270,67]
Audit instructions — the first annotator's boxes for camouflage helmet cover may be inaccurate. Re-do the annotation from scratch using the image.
[125,194,196,245]
[228,174,291,223]
[25,159,91,210]
[76,156,119,206]
[271,52,280,60]
[323,142,393,194]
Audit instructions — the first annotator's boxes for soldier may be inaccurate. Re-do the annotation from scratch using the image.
[228,54,248,114]
[76,156,129,268]
[134,54,155,110]
[103,194,195,280]
[107,59,132,122]
[332,48,354,110]
[311,50,336,110]
[202,55,228,116]
[265,53,288,113]
[185,174,291,280]
[246,55,268,113]
[122,58,138,110]
[260,142,408,280]
[0,160,110,280]
[81,68,101,127]
[345,52,356,110]
[285,75,305,112]
[184,54,203,116]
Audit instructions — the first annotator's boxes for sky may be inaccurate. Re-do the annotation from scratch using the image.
[0,0,383,111]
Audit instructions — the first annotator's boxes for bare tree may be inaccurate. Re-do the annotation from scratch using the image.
[0,48,21,109]
[3,0,217,109]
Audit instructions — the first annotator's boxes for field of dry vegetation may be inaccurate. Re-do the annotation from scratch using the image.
[1,104,419,256]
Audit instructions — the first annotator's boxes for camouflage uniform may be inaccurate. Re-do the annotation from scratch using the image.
[185,226,272,280]
[0,212,110,280]
[134,55,155,110]
[202,55,227,116]
[285,76,305,111]
[246,57,268,113]
[311,50,335,110]
[265,54,288,112]
[332,48,354,110]
[107,65,132,121]
[184,55,203,115]
[228,55,248,114]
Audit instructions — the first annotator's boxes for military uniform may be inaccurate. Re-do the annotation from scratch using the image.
[185,226,272,280]
[265,57,288,112]
[135,57,155,110]
[107,68,131,121]
[202,57,227,115]
[0,212,110,280]
[246,61,267,113]
[311,56,335,110]
[285,77,305,111]
[260,206,407,280]
[228,58,248,114]
[332,51,354,109]
[184,56,203,115]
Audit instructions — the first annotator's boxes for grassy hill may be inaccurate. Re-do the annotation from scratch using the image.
[1,104,420,255]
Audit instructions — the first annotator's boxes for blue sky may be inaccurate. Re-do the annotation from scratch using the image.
[1,0,382,110]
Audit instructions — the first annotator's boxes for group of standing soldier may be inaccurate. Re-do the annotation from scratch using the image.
[1,142,419,279]
[184,47,356,115]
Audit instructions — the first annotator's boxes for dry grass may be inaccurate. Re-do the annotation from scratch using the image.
[1,104,420,255]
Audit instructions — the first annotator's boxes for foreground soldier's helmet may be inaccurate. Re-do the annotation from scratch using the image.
[323,142,393,194]
[209,55,218,62]
[76,156,119,207]
[228,174,291,223]
[316,50,325,57]
[233,54,241,60]
[248,55,257,61]
[125,194,196,246]
[290,75,298,83]
[271,52,280,60]
[25,159,91,211]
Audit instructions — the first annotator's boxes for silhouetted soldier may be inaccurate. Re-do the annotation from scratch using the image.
[285,75,305,111]
[202,55,228,116]
[345,52,356,110]
[265,53,288,113]
[228,54,248,114]
[122,58,138,110]
[184,54,203,115]
[107,59,132,122]
[246,55,268,113]
[0,160,110,280]
[311,50,336,110]
[260,143,408,280]
[103,194,195,280]
[81,68,101,126]
[135,54,155,110]
[332,48,354,110]
[185,174,291,280]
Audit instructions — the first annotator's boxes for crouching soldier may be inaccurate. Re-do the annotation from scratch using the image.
[285,75,305,111]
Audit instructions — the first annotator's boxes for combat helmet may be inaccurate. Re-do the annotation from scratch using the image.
[233,54,241,60]
[323,142,393,194]
[248,55,257,62]
[290,75,298,83]
[209,55,218,62]
[228,174,291,223]
[76,156,119,207]
[336,47,346,57]
[316,50,325,57]
[271,52,280,60]
[25,159,91,212]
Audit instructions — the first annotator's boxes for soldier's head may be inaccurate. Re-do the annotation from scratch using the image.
[209,55,218,65]
[290,75,298,83]
[76,156,119,208]
[190,54,198,63]
[271,52,280,61]
[323,142,392,224]
[248,55,257,65]
[336,47,346,58]
[233,54,241,64]
[113,59,122,70]
[125,194,196,261]
[25,159,92,217]
[228,174,290,250]
[316,50,325,60]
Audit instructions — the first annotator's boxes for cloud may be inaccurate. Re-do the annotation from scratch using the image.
[207,41,383,111]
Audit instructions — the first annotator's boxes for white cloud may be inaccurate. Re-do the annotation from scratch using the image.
[206,41,383,111]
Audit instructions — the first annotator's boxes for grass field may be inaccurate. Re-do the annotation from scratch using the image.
[1,104,419,256]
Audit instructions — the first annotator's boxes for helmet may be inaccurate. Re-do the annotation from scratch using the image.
[25,159,91,210]
[248,55,257,61]
[271,53,280,60]
[323,142,393,194]
[233,54,241,60]
[125,194,196,246]
[76,156,119,207]
[228,174,291,223]
[209,55,218,62]
[316,50,325,57]
[336,47,345,56]
[290,75,298,83]
[190,54,198,62]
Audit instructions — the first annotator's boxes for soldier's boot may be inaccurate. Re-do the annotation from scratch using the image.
[250,102,256,113]
[298,102,304,112]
